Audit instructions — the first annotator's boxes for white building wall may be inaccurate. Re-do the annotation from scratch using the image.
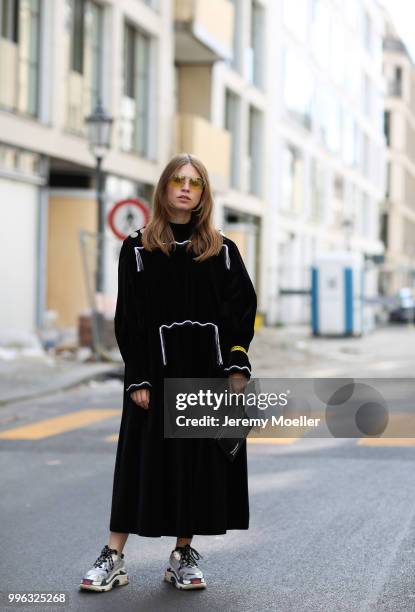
[265,0,386,325]
[0,178,38,332]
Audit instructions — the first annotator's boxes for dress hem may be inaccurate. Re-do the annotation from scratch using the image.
[109,524,249,537]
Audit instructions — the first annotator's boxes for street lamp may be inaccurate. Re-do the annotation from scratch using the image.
[85,98,113,293]
[85,99,113,361]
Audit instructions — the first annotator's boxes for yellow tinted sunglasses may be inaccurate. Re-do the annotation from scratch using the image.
[169,174,205,191]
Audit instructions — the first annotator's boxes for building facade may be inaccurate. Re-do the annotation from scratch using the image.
[0,0,174,333]
[265,0,386,326]
[0,0,263,336]
[381,9,415,294]
[0,0,390,337]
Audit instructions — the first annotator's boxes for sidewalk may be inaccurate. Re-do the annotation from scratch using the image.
[251,322,415,378]
[0,322,413,405]
[0,354,121,405]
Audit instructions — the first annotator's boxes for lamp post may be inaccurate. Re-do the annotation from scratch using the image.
[84,99,113,360]
[85,99,113,293]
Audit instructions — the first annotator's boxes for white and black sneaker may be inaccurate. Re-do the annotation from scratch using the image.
[79,544,129,592]
[164,544,207,590]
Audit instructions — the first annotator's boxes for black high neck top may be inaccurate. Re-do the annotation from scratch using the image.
[168,217,196,241]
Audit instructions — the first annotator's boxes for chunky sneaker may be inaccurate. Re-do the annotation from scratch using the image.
[164,544,207,590]
[79,544,129,592]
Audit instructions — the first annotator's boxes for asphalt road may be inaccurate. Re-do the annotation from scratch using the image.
[2,379,415,612]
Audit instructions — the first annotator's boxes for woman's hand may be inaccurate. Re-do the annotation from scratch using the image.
[228,372,249,394]
[130,388,150,409]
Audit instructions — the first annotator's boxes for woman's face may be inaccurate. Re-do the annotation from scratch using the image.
[166,163,204,213]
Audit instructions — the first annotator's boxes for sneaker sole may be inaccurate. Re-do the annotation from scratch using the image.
[79,571,129,592]
[164,568,207,590]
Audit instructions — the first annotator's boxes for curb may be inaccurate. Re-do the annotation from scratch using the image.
[0,363,123,407]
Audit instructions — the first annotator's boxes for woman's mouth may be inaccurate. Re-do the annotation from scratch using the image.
[178,196,191,201]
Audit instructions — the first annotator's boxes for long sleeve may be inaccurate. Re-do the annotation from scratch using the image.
[221,239,257,379]
[114,237,152,394]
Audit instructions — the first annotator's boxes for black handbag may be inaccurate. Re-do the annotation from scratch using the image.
[215,378,258,462]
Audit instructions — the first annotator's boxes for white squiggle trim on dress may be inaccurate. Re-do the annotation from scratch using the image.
[223,365,251,375]
[161,239,192,245]
[139,225,193,245]
[159,320,223,366]
[222,244,230,270]
[126,381,152,391]
[134,247,144,271]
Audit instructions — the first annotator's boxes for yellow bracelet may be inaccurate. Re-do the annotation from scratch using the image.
[230,345,247,354]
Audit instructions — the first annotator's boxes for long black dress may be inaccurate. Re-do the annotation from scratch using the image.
[109,216,257,537]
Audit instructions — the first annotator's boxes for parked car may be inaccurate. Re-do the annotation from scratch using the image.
[389,287,415,323]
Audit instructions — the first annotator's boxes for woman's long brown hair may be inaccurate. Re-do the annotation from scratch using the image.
[141,153,224,262]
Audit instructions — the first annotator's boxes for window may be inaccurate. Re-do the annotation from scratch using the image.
[384,110,391,146]
[142,0,158,8]
[122,23,151,156]
[345,44,360,102]
[71,0,85,74]
[227,0,242,73]
[353,121,360,169]
[374,89,384,134]
[363,74,371,118]
[364,11,373,55]
[284,50,314,130]
[349,185,359,234]
[248,106,263,196]
[361,193,371,237]
[0,0,41,116]
[124,24,135,98]
[310,158,325,222]
[86,1,103,111]
[281,143,304,213]
[327,96,342,153]
[386,162,391,198]
[318,91,342,154]
[17,0,40,116]
[225,89,240,189]
[394,66,402,97]
[66,0,105,132]
[0,0,19,41]
[329,20,345,86]
[310,0,329,69]
[380,212,388,249]
[362,133,370,178]
[343,113,354,166]
[250,1,264,89]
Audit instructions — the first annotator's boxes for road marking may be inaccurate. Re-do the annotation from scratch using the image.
[247,437,298,445]
[358,413,415,446]
[0,409,121,440]
[358,438,415,447]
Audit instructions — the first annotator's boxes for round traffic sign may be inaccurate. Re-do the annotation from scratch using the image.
[108,198,150,240]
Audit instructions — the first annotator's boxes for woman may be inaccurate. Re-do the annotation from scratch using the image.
[80,153,257,592]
